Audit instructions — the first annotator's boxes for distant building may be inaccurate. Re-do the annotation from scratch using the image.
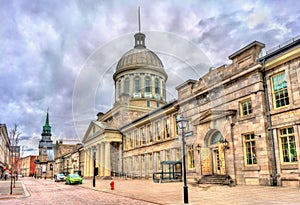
[35,112,55,178]
[20,155,38,177]
[0,124,10,176]
[54,140,83,176]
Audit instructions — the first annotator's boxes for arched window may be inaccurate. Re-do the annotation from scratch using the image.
[155,78,159,94]
[125,77,130,94]
[145,77,151,93]
[134,76,140,93]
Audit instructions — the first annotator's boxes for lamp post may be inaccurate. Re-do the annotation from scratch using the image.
[66,159,69,174]
[220,139,229,178]
[176,116,189,204]
[93,146,96,187]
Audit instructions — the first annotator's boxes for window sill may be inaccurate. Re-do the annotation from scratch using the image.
[238,114,255,122]
[281,163,298,170]
[242,165,260,171]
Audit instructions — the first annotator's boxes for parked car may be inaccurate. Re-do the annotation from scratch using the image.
[65,174,82,185]
[54,173,65,182]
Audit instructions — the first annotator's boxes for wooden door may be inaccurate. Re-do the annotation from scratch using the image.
[218,143,226,175]
[201,148,212,175]
[213,148,221,174]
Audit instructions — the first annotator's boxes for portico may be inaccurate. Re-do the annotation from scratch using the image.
[82,121,122,177]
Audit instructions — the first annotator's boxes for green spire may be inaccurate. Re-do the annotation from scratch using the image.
[42,111,51,135]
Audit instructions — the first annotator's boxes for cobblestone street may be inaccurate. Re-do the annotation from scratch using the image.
[0,178,155,205]
[1,177,300,205]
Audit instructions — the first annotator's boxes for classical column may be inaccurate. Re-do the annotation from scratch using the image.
[84,149,87,176]
[89,148,93,177]
[100,143,105,176]
[97,143,101,173]
[151,75,155,97]
[104,142,111,176]
[86,148,90,177]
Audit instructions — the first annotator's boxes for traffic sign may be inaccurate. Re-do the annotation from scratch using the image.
[185,131,193,137]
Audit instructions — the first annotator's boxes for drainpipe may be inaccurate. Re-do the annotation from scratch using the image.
[261,59,278,186]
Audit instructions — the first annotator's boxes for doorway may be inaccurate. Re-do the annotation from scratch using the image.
[201,129,226,175]
[212,148,221,174]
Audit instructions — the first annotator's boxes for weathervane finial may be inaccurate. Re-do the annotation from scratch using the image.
[138,6,141,33]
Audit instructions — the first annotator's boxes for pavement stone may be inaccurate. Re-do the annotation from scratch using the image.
[1,177,300,204]
[0,179,27,199]
[79,177,300,205]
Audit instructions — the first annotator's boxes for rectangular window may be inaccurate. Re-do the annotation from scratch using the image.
[240,98,252,116]
[156,152,161,171]
[146,101,150,107]
[148,153,153,172]
[155,121,161,141]
[145,77,151,93]
[165,149,170,161]
[272,72,289,108]
[140,127,146,145]
[164,117,170,138]
[147,124,153,143]
[187,145,195,169]
[243,133,257,165]
[175,148,181,161]
[279,127,297,163]
[134,130,139,147]
[130,132,133,148]
[128,157,132,173]
[174,115,179,135]
[141,155,145,174]
[134,156,139,172]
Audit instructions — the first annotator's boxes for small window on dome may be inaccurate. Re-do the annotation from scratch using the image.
[135,77,140,93]
[155,78,160,95]
[125,77,130,94]
[145,77,151,93]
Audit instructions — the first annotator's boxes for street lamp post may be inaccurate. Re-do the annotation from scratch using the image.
[176,116,189,204]
[67,159,69,174]
[220,139,229,177]
[93,146,96,187]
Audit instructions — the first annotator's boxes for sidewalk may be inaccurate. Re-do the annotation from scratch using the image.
[0,179,28,199]
[79,177,300,205]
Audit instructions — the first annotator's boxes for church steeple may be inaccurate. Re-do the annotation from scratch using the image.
[42,111,51,136]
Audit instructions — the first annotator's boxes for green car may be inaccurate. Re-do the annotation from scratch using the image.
[65,174,83,185]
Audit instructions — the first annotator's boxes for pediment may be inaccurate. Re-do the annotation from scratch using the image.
[82,121,106,143]
[194,109,237,125]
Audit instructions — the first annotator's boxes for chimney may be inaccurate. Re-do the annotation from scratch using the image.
[97,112,104,121]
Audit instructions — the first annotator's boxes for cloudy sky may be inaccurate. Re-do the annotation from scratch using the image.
[1,0,300,157]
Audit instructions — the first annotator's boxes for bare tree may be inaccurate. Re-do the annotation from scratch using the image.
[9,124,21,195]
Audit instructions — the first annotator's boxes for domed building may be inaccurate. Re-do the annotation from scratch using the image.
[113,32,168,109]
[82,29,173,178]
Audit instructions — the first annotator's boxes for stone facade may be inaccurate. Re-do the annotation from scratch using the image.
[82,30,168,178]
[19,155,38,177]
[82,30,300,187]
[0,124,10,176]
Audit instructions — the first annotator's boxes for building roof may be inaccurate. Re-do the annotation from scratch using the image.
[113,32,167,80]
[259,34,300,63]
[229,41,265,60]
[116,47,164,71]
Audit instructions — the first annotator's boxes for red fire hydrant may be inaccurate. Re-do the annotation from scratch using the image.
[110,180,114,190]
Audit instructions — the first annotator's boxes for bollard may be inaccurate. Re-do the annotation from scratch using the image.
[110,180,114,190]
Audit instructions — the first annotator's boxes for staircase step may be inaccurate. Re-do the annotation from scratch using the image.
[198,175,231,185]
